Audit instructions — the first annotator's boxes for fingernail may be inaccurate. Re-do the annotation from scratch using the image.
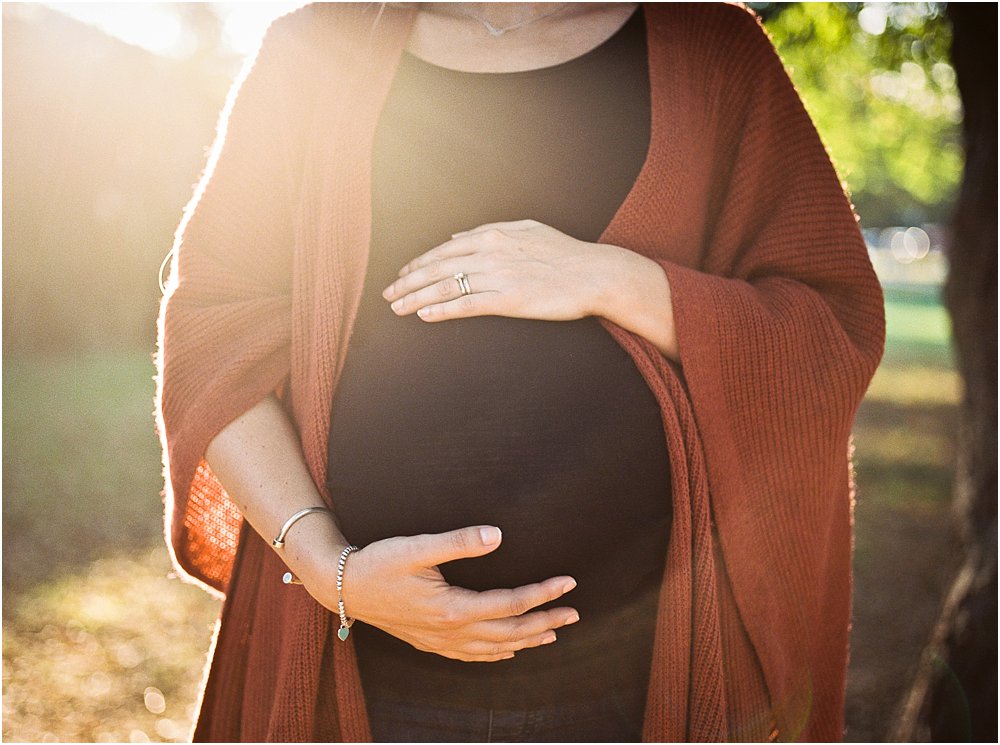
[390,300,402,312]
[562,578,577,593]
[479,526,501,545]
[564,611,580,626]
[382,286,393,299]
[542,632,557,645]
[417,307,430,319]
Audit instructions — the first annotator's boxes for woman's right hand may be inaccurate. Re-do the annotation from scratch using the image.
[204,398,574,663]
[300,525,579,662]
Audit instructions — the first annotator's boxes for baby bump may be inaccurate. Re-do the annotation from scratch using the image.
[326,314,672,616]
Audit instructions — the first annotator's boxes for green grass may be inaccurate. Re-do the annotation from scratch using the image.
[3,351,221,742]
[2,351,167,599]
[880,284,957,370]
[854,284,959,512]
[850,280,959,585]
[844,284,960,741]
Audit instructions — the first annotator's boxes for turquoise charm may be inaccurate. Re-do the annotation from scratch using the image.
[337,626,350,641]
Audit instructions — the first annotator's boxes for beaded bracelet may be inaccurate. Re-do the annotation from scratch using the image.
[335,545,360,640]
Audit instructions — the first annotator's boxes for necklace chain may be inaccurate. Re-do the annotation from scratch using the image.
[454,3,570,37]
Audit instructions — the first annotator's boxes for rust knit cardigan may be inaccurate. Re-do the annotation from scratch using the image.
[156,3,885,742]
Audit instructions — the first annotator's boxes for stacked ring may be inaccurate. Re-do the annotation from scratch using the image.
[453,272,472,296]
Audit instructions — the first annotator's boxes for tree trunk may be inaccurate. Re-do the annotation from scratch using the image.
[893,4,997,742]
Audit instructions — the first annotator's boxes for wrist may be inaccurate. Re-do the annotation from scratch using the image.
[586,241,631,319]
[595,244,680,361]
[334,544,360,639]
[590,242,648,322]
[277,514,348,585]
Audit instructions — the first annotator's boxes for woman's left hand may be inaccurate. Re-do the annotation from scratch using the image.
[382,218,680,360]
[382,219,621,323]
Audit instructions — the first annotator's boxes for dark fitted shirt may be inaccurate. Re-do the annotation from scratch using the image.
[326,8,671,707]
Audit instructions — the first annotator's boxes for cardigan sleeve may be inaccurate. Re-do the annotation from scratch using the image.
[651,7,884,739]
[155,9,312,593]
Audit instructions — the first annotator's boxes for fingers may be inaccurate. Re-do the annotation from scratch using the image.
[451,219,540,240]
[458,575,578,623]
[384,254,512,323]
[396,606,581,662]
[460,629,559,658]
[393,219,539,279]
[399,525,504,568]
[469,605,580,643]
[415,292,502,323]
[381,245,514,322]
[383,219,584,325]
[387,269,492,318]
[357,526,581,664]
[394,235,480,279]
[383,251,479,305]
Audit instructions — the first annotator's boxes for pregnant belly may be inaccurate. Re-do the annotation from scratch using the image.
[326,314,672,616]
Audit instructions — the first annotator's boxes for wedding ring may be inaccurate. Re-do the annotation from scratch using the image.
[453,272,472,296]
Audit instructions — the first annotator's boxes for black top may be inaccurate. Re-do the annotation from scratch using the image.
[326,8,671,707]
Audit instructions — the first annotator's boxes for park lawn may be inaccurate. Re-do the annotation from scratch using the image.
[1,552,219,743]
[3,350,221,742]
[845,283,961,741]
[3,351,169,597]
[856,284,959,513]
[857,284,959,510]
[1,284,960,742]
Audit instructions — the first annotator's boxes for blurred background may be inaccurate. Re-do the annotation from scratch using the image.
[2,2,995,742]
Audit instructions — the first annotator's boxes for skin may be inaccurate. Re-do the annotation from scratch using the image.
[204,2,678,663]
[384,219,679,360]
[407,3,639,73]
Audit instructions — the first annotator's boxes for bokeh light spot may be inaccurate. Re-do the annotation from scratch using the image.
[155,717,181,740]
[890,226,932,263]
[143,686,167,715]
[858,4,888,35]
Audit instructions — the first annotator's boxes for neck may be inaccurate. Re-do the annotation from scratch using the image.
[425,3,573,37]
[435,3,566,23]
[408,3,637,73]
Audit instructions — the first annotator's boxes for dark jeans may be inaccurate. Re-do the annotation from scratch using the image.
[365,685,647,743]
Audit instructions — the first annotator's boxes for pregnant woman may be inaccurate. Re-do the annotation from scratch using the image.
[156,3,884,742]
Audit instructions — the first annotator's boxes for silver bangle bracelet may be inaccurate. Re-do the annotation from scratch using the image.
[336,545,359,641]
[271,506,333,550]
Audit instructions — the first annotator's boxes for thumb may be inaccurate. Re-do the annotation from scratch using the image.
[403,525,502,568]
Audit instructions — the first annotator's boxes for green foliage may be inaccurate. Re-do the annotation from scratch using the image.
[759,2,963,226]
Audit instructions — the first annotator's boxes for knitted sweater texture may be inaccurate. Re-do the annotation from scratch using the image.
[155,3,885,741]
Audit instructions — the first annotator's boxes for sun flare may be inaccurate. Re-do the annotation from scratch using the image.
[42,2,302,58]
